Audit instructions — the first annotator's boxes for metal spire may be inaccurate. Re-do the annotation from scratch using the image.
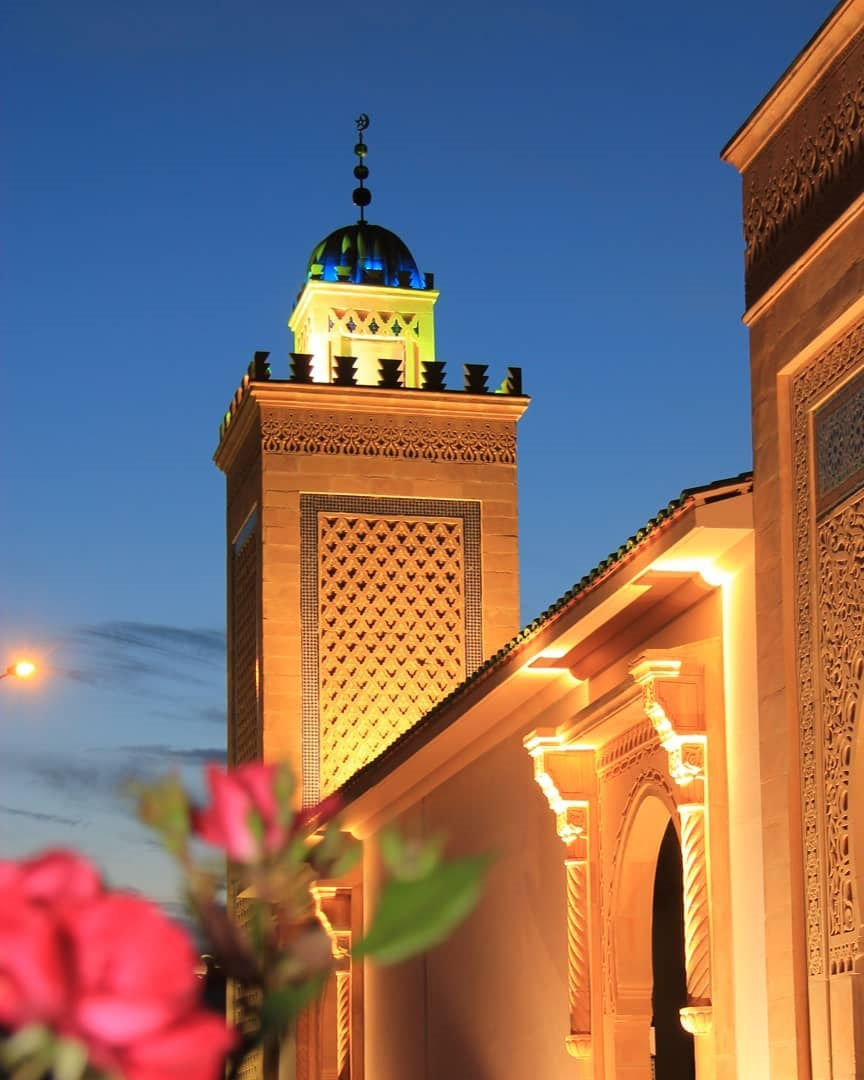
[352,113,371,224]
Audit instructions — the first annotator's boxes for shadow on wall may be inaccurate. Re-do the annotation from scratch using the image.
[652,821,695,1080]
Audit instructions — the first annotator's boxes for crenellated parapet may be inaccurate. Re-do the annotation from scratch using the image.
[217,351,524,448]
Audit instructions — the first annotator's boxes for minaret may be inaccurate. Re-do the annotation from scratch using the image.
[215,117,529,803]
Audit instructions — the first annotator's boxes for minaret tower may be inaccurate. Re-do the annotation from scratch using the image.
[215,117,529,803]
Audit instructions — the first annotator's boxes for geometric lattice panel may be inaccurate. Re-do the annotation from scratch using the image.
[815,366,864,517]
[231,511,260,766]
[318,513,465,793]
[300,494,482,802]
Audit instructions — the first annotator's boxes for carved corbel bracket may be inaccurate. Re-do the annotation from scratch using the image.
[629,656,713,1027]
[629,655,706,800]
[524,730,595,1050]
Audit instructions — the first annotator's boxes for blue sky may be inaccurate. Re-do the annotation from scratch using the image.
[0,0,836,906]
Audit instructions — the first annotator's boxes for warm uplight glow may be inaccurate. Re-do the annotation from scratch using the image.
[0,659,37,681]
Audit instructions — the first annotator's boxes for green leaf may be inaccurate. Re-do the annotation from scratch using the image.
[53,1039,88,1080]
[354,854,492,965]
[378,825,443,881]
[128,774,191,855]
[259,975,327,1034]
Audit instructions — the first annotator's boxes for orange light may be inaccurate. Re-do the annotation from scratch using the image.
[2,660,36,680]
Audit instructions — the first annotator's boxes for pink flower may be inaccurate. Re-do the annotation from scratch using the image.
[0,851,235,1080]
[192,762,292,862]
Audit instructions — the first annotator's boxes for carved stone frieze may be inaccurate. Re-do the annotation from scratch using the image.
[792,315,864,977]
[260,408,516,465]
[596,719,659,779]
[818,502,864,945]
[742,31,864,302]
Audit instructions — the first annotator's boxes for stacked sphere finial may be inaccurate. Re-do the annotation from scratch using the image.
[353,113,371,221]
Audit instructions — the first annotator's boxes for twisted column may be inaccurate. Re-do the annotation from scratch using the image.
[679,803,711,1005]
[565,858,592,1058]
[335,968,351,1079]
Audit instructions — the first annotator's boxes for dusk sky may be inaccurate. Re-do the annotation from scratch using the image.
[1,0,836,909]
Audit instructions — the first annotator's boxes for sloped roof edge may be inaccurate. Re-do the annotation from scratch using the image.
[338,470,753,804]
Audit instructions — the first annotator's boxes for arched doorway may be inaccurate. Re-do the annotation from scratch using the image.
[651,819,694,1079]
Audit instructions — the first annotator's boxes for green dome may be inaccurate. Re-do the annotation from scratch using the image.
[306,223,426,289]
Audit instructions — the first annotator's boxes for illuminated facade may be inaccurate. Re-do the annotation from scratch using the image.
[215,5,864,1075]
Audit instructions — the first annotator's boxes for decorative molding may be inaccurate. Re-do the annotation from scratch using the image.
[679,804,712,1010]
[336,970,351,1078]
[742,32,864,300]
[631,656,712,1021]
[261,409,516,465]
[792,316,864,977]
[630,657,706,798]
[565,1034,592,1060]
[818,503,864,946]
[566,859,592,1038]
[524,736,594,1051]
[829,939,858,977]
[604,768,677,1014]
[596,719,659,778]
[301,494,482,803]
[815,367,864,516]
[313,887,353,1079]
[230,517,260,767]
[679,1004,713,1037]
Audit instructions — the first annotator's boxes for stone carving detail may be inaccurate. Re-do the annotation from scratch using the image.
[566,859,592,1038]
[680,1005,713,1037]
[261,410,516,465]
[818,504,864,944]
[815,368,864,515]
[604,768,676,1013]
[829,939,858,977]
[328,306,417,340]
[336,970,351,1078]
[525,740,593,1056]
[596,718,659,778]
[679,804,712,1006]
[318,513,466,792]
[792,316,864,976]
[742,36,864,274]
[231,522,259,766]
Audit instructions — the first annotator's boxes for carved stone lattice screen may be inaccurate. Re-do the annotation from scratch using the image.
[301,495,482,799]
[792,316,864,978]
[231,512,259,765]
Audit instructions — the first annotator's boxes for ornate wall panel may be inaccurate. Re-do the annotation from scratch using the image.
[742,29,864,305]
[231,511,260,766]
[261,407,516,465]
[301,494,482,800]
[792,315,864,976]
[815,367,864,517]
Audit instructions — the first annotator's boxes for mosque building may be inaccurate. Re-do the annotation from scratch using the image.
[213,2,864,1076]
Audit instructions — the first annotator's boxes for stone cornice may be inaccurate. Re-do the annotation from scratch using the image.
[722,0,864,170]
[214,380,528,474]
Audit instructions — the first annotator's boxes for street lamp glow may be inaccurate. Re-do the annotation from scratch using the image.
[1,660,37,680]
